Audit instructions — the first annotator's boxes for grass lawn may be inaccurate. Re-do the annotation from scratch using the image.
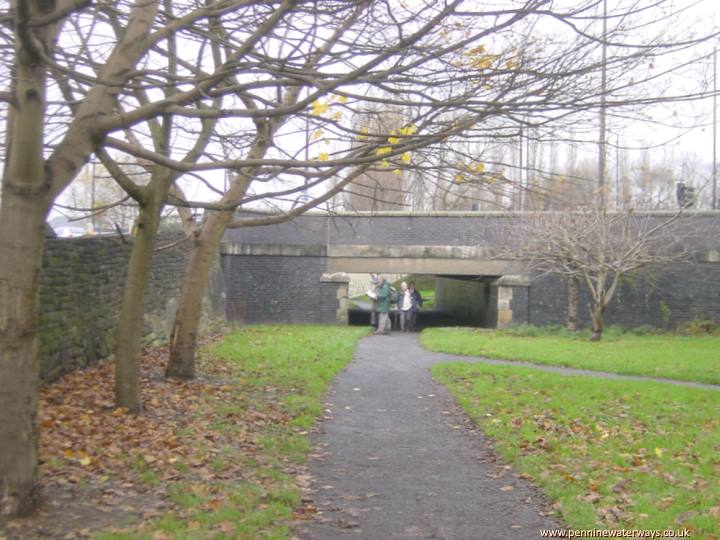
[418,289,435,309]
[421,328,720,385]
[94,324,368,540]
[433,362,720,535]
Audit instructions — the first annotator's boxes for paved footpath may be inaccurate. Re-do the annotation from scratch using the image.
[295,333,563,540]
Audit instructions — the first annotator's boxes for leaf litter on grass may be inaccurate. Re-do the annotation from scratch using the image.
[0,334,306,540]
[433,362,720,537]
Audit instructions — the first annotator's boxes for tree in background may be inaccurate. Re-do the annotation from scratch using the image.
[343,104,409,211]
[56,161,141,234]
[508,209,688,340]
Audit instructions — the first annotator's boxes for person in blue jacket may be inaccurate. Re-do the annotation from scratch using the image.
[408,281,423,331]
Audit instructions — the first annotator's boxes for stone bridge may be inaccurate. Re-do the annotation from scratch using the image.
[220,211,720,329]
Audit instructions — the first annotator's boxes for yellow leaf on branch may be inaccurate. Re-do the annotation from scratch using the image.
[311,100,329,115]
[376,147,392,156]
[466,45,486,56]
[471,54,498,70]
[401,152,412,164]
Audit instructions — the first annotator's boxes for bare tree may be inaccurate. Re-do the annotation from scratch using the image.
[56,161,141,234]
[509,209,687,340]
[343,104,409,211]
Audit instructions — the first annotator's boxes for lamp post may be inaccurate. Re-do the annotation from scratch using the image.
[518,126,524,210]
[598,0,608,209]
[713,47,717,209]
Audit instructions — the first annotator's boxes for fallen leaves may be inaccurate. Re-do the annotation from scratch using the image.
[38,345,236,492]
[1,334,301,539]
[434,364,720,537]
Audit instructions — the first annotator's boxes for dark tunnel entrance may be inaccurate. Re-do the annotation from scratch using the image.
[346,274,501,330]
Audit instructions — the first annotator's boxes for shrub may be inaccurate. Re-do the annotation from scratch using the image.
[630,324,661,336]
[678,317,719,336]
[599,325,628,339]
[504,324,573,338]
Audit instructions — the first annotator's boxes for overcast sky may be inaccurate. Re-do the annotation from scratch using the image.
[52,0,720,218]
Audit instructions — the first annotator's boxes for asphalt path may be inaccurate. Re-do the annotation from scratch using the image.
[295,333,563,540]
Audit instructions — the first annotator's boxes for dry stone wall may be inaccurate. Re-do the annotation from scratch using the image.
[38,232,224,383]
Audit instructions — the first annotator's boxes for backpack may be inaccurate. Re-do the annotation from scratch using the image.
[389,287,399,304]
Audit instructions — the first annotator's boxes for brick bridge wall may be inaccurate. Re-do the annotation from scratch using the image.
[221,211,720,330]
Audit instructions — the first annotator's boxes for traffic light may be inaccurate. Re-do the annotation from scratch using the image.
[676,182,695,208]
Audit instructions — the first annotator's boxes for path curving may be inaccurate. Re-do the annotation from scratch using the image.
[427,349,720,392]
[296,333,563,540]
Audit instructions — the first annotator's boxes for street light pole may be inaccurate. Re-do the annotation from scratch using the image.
[598,0,608,209]
[713,47,717,210]
[519,126,524,211]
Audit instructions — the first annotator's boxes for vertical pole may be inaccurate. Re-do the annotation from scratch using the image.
[519,127,524,210]
[304,113,310,203]
[91,161,97,233]
[615,134,620,209]
[713,47,717,210]
[598,0,608,208]
[526,123,531,209]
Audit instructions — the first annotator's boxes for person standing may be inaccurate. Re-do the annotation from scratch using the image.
[369,273,380,330]
[397,281,414,332]
[408,281,423,331]
[374,275,392,335]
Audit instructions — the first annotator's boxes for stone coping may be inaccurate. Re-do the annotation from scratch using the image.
[237,209,720,218]
[220,242,503,259]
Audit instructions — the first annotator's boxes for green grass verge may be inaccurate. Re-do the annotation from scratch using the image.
[417,289,435,309]
[433,362,720,535]
[95,324,368,540]
[421,328,720,385]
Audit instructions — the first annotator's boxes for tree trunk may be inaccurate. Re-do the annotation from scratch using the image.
[589,303,605,342]
[166,211,233,379]
[0,200,47,516]
[0,8,49,511]
[114,197,165,412]
[565,275,578,332]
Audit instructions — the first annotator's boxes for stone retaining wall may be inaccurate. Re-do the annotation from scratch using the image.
[38,233,223,383]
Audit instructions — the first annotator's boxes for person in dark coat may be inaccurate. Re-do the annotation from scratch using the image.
[374,275,392,335]
[407,281,423,331]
